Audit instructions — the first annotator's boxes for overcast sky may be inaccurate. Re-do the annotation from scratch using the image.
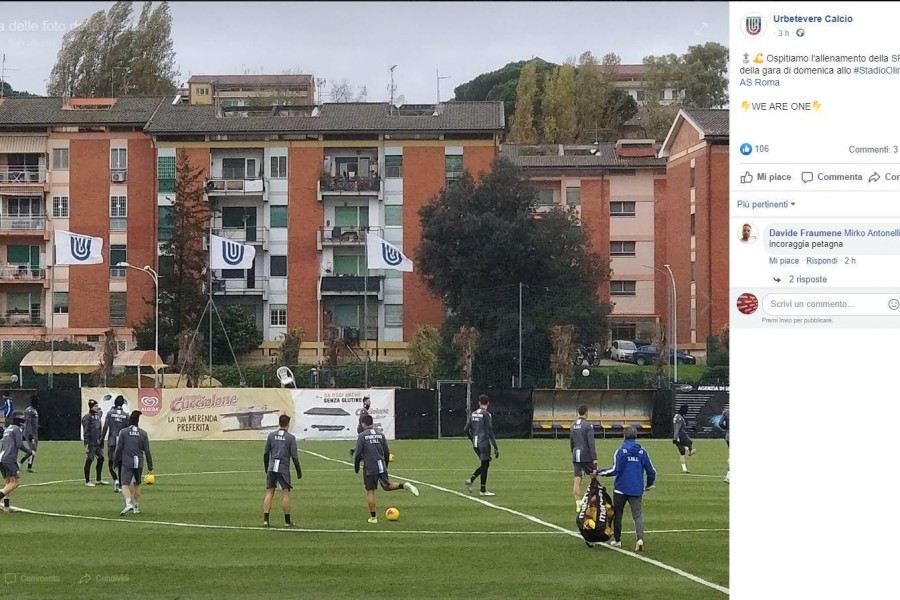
[0,1,727,102]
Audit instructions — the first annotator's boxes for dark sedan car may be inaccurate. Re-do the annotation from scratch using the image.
[633,345,697,366]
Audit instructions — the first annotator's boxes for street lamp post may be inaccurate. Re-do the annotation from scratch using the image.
[118,262,160,387]
[644,264,678,383]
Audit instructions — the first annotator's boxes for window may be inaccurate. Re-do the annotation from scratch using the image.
[384,205,402,227]
[158,255,174,277]
[52,148,69,170]
[110,245,127,277]
[385,304,403,327]
[270,306,287,326]
[385,155,402,178]
[566,187,581,206]
[5,292,33,318]
[536,188,555,206]
[610,201,636,217]
[110,196,127,230]
[270,156,287,178]
[334,205,369,229]
[333,253,365,275]
[690,307,697,329]
[610,241,637,256]
[221,158,257,179]
[109,292,127,326]
[270,205,287,228]
[445,154,463,180]
[158,205,173,242]
[636,90,646,102]
[110,148,127,170]
[611,281,637,296]
[53,292,69,315]
[612,324,637,341]
[270,255,287,277]
[6,197,41,216]
[157,156,175,193]
[690,213,696,236]
[690,261,696,282]
[87,335,101,343]
[221,269,244,279]
[53,196,69,218]
[690,164,696,189]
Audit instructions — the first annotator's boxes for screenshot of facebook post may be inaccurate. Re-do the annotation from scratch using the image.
[732,2,900,597]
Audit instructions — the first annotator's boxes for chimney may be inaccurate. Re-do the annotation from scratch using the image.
[615,138,657,158]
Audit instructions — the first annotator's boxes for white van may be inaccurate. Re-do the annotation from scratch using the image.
[609,340,638,362]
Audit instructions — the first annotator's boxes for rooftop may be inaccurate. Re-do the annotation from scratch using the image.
[681,108,729,137]
[501,142,665,169]
[187,74,314,88]
[0,97,164,127]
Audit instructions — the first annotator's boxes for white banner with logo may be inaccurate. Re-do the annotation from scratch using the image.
[291,389,395,440]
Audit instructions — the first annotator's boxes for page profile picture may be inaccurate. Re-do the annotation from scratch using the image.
[736,293,759,315]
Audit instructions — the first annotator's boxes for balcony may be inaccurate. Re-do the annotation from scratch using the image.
[0,265,46,283]
[0,214,47,235]
[0,167,47,185]
[205,178,265,196]
[317,226,382,250]
[0,309,45,328]
[211,226,269,247]
[319,275,383,296]
[211,277,268,298]
[317,175,383,201]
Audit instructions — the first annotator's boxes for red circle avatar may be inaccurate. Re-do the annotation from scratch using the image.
[736,293,759,315]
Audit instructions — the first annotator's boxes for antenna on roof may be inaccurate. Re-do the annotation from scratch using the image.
[436,69,450,105]
[389,65,398,115]
[0,54,20,98]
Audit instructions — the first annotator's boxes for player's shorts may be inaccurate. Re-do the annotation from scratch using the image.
[573,462,595,477]
[119,466,142,486]
[473,444,492,461]
[266,471,292,491]
[364,472,390,491]
[86,444,103,459]
[673,438,692,456]
[27,435,38,451]
[0,461,19,479]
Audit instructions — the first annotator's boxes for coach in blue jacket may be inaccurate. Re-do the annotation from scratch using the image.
[597,426,657,552]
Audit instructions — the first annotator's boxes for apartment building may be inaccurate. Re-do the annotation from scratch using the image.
[503,140,666,343]
[147,100,504,362]
[658,108,729,352]
[612,65,682,106]
[186,74,316,107]
[0,96,161,356]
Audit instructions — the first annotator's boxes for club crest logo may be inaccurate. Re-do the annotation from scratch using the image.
[744,14,764,37]
[380,241,403,267]
[221,239,245,266]
[70,235,93,262]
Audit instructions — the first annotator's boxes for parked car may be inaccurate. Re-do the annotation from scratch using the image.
[609,340,638,362]
[633,345,697,366]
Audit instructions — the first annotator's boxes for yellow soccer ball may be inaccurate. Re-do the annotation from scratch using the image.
[143,473,156,485]
[583,518,596,530]
[389,453,395,463]
[385,507,400,521]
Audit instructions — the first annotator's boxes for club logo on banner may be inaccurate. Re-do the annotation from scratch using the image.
[222,239,246,266]
[71,235,93,261]
[380,240,404,267]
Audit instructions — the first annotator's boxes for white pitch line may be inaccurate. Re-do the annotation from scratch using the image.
[303,449,729,596]
[18,470,261,489]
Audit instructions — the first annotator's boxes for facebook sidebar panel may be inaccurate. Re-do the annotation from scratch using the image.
[731,2,899,596]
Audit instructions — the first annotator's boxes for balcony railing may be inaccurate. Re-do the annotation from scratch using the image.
[211,227,268,245]
[319,275,383,295]
[0,265,46,281]
[317,175,383,201]
[0,167,46,184]
[0,214,47,232]
[211,277,268,295]
[317,226,382,249]
[205,178,265,195]
[0,310,45,327]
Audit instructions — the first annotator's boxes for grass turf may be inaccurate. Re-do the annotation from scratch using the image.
[4,438,728,599]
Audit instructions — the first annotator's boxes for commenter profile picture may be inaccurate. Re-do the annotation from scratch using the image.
[736,293,759,315]
[739,223,757,244]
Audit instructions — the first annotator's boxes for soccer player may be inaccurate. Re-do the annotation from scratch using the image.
[113,410,153,516]
[82,399,108,487]
[263,414,302,528]
[353,414,418,523]
[570,404,597,511]
[598,426,657,552]
[0,391,12,430]
[0,411,34,512]
[349,395,371,458]
[23,395,39,473]
[672,404,696,473]
[101,395,130,492]
[463,394,500,496]
[717,407,730,483]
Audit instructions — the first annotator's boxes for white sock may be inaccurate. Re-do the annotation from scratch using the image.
[681,463,688,472]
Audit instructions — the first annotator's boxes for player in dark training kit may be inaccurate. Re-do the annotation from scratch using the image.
[463,395,500,496]
[354,414,418,523]
[262,414,302,527]
[0,412,34,512]
[101,395,130,492]
[570,405,597,511]
[82,399,109,487]
[717,408,729,483]
[113,411,154,515]
[673,404,696,473]
[349,395,372,458]
[23,395,39,473]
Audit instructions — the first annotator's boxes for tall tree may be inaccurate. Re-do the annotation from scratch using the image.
[508,60,538,143]
[574,52,606,142]
[47,1,177,97]
[641,53,682,104]
[417,158,611,386]
[206,305,263,364]
[540,70,559,144]
[681,42,729,108]
[541,64,576,144]
[134,149,208,362]
[454,58,557,124]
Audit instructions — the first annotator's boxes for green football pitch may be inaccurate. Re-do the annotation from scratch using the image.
[3,438,729,599]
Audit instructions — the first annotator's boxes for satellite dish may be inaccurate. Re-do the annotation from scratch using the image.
[276,366,296,388]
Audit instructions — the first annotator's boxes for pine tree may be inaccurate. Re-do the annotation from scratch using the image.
[509,60,538,143]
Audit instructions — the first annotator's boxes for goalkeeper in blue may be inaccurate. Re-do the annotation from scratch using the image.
[597,426,656,552]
